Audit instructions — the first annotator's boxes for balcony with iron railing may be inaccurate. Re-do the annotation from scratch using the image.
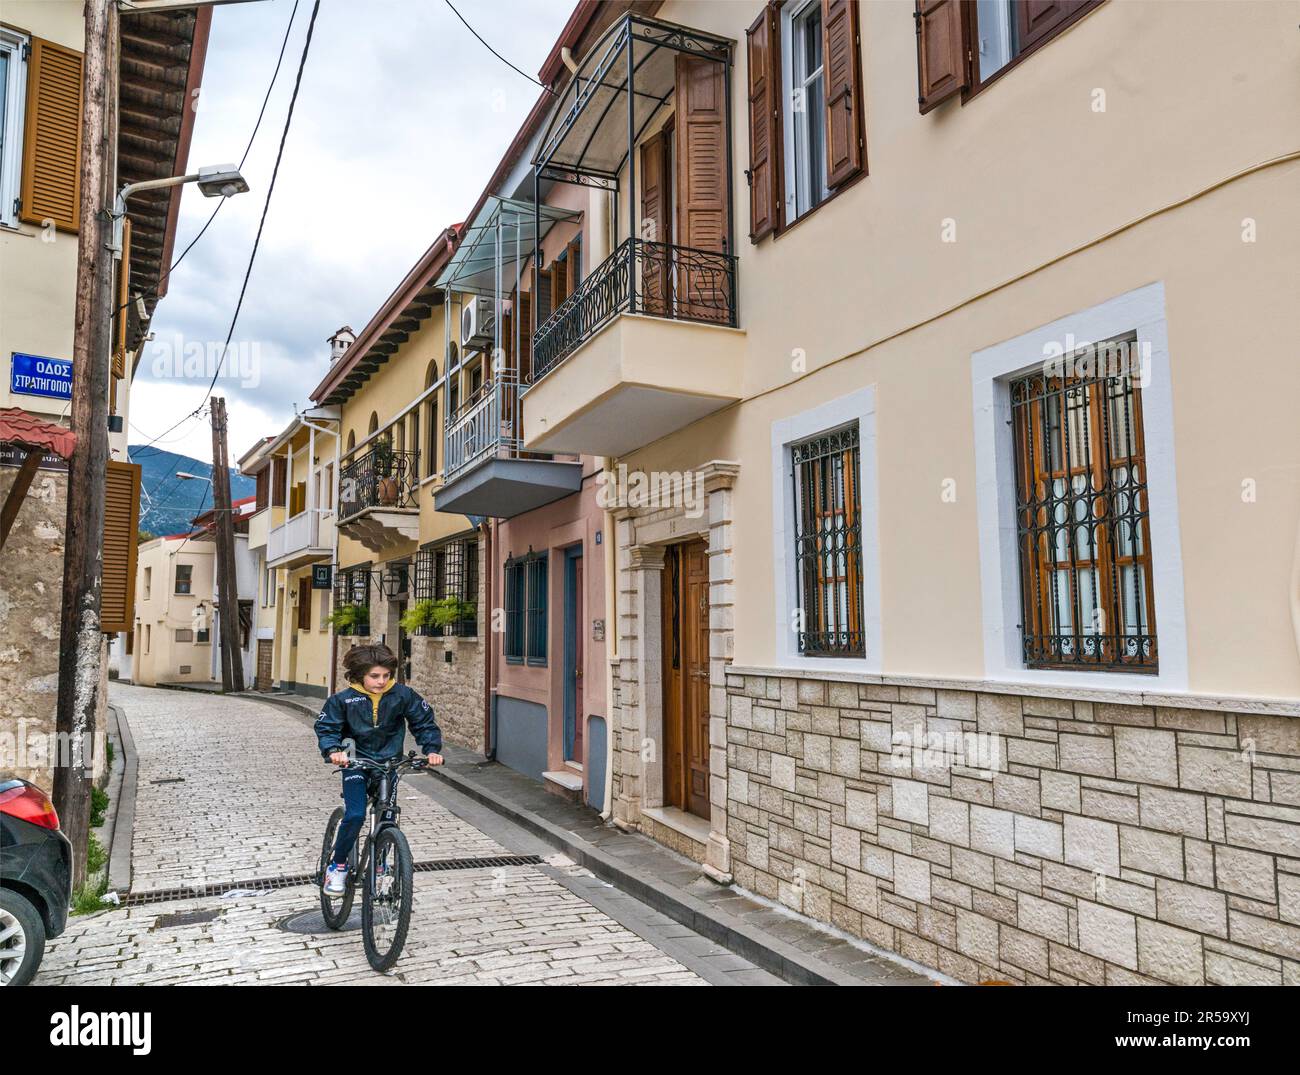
[337,443,421,554]
[434,366,582,519]
[520,237,744,457]
[523,13,743,457]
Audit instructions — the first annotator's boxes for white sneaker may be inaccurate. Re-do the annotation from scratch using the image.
[324,862,349,895]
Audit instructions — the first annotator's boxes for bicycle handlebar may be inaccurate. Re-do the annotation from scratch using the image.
[327,751,433,773]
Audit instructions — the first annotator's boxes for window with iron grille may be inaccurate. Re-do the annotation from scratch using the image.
[791,423,864,657]
[526,555,547,665]
[332,564,371,636]
[1010,355,1157,672]
[414,537,478,637]
[504,552,545,663]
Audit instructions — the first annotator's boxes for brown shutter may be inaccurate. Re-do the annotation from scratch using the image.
[113,219,132,379]
[915,0,967,114]
[1017,1,1087,51]
[675,53,728,322]
[566,236,582,291]
[297,577,311,630]
[745,5,781,241]
[102,461,141,634]
[271,457,286,506]
[640,133,669,316]
[517,290,532,384]
[551,260,567,309]
[822,0,865,188]
[20,38,84,231]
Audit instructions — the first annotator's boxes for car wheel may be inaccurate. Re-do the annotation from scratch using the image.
[0,889,46,987]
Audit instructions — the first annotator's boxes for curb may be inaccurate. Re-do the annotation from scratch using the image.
[424,763,863,986]
[107,702,137,895]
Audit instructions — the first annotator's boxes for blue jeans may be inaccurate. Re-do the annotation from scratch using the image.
[331,768,377,866]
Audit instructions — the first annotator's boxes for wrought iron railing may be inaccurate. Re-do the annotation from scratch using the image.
[444,375,521,478]
[338,445,419,519]
[531,237,737,382]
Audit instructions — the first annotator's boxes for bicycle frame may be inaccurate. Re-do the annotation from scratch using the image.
[337,754,426,882]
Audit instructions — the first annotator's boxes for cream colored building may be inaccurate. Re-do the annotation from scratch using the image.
[310,239,489,749]
[510,0,1300,985]
[129,534,218,687]
[241,360,343,699]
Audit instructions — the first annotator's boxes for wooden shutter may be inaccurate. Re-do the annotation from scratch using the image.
[297,576,311,630]
[271,456,286,506]
[102,461,141,634]
[640,134,669,315]
[534,264,553,326]
[551,259,567,309]
[745,5,781,241]
[675,53,728,322]
[20,38,84,231]
[517,290,532,384]
[566,236,582,291]
[113,219,132,379]
[915,0,967,114]
[1017,1,1087,51]
[822,0,865,188]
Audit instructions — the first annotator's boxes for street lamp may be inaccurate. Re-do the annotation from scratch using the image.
[175,471,213,482]
[111,163,250,257]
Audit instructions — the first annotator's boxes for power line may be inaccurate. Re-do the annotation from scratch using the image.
[137,0,321,453]
[444,0,555,96]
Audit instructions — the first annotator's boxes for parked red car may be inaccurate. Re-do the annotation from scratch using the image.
[0,779,73,986]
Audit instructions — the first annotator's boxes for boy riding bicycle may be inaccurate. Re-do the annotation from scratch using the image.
[314,644,444,893]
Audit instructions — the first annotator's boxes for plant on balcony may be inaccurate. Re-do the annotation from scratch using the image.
[373,434,399,506]
[399,597,476,636]
[327,603,370,635]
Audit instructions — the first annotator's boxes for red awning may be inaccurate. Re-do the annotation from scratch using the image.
[0,408,77,460]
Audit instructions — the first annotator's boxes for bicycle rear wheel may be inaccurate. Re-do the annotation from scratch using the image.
[361,826,413,972]
[318,807,357,929]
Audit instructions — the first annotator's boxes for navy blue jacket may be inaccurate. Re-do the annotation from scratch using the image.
[314,683,442,762]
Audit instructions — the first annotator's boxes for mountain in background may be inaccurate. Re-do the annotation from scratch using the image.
[130,444,255,538]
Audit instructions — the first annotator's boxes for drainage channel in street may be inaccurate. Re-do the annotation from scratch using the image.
[121,854,544,907]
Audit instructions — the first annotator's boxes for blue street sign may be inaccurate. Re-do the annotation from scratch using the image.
[11,353,73,400]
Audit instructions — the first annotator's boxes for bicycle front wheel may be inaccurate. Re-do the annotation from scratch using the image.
[318,807,357,930]
[361,826,414,972]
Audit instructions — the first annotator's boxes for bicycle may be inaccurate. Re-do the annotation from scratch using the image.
[317,751,429,972]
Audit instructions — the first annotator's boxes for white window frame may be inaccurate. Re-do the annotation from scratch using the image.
[780,0,829,225]
[0,28,29,230]
[771,385,882,674]
[971,281,1188,693]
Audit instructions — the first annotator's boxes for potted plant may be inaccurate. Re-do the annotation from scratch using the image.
[399,600,437,636]
[327,603,370,636]
[399,597,475,636]
[373,435,398,506]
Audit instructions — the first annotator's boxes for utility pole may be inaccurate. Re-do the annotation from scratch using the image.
[54,0,114,891]
[210,396,245,692]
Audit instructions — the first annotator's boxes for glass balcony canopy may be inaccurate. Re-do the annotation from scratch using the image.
[435,195,582,298]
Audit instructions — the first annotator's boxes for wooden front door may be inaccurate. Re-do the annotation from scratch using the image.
[256,638,273,691]
[661,540,711,819]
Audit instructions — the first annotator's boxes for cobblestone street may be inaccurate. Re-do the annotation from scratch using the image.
[37,684,779,985]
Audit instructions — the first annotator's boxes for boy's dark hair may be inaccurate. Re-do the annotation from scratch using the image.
[343,644,398,684]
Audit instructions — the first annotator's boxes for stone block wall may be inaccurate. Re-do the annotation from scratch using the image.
[724,672,1300,985]
[408,635,484,753]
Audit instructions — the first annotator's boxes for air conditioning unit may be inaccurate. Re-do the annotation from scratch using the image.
[461,296,495,351]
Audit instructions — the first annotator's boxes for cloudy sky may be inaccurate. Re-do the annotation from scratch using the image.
[130,0,571,467]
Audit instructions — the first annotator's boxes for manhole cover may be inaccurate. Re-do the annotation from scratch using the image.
[278,908,363,934]
[151,909,220,929]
